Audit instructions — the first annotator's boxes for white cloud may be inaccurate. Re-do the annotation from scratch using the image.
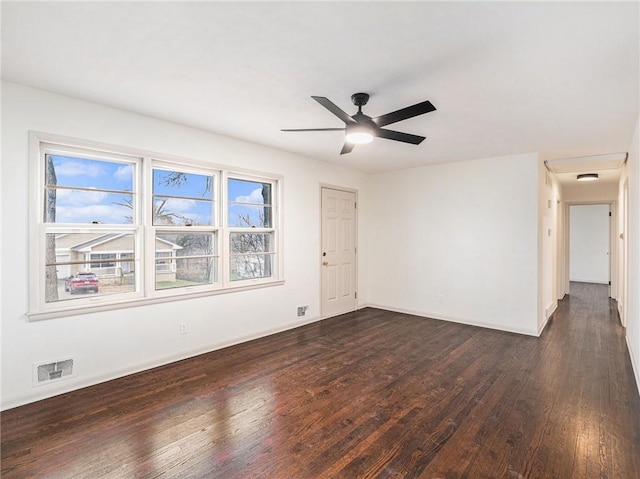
[55,159,106,178]
[56,204,130,224]
[158,198,196,213]
[56,188,109,206]
[114,164,133,182]
[235,187,265,204]
[54,188,131,223]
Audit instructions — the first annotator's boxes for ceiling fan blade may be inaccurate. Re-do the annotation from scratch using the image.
[372,100,436,127]
[376,128,426,145]
[312,96,356,125]
[281,128,345,132]
[340,142,355,155]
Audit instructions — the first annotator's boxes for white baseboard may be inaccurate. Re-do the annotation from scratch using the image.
[569,278,609,285]
[538,301,558,335]
[626,334,640,400]
[1,314,323,411]
[363,303,539,337]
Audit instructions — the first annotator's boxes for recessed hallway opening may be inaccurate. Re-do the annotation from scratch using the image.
[1,283,639,478]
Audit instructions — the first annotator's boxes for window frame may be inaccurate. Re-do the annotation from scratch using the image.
[225,172,280,284]
[28,132,284,320]
[148,160,221,297]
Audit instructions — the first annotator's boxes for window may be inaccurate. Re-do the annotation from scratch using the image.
[41,148,140,306]
[89,253,117,275]
[30,134,282,318]
[152,166,219,291]
[227,177,277,281]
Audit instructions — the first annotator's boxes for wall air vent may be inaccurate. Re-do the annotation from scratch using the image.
[34,358,75,385]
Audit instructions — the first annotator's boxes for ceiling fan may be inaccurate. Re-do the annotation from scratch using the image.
[281,93,436,154]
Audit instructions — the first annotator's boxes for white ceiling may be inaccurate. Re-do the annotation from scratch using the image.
[2,1,638,173]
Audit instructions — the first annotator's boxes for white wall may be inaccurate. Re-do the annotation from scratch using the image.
[569,204,610,284]
[562,181,619,203]
[538,166,561,332]
[622,116,640,395]
[366,153,540,336]
[0,82,370,409]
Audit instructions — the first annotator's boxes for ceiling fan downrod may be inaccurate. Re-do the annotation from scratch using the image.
[351,92,370,114]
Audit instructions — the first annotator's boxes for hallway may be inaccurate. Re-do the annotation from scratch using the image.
[531,281,640,478]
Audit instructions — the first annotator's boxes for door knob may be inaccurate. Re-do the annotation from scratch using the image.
[322,261,329,266]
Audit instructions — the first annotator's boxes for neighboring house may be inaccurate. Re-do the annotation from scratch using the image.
[54,233,181,282]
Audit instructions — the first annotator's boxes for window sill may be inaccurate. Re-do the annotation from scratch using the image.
[27,279,285,321]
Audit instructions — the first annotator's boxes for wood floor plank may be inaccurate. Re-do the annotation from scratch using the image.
[2,282,639,478]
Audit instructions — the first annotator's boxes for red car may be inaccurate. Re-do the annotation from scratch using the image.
[65,272,99,294]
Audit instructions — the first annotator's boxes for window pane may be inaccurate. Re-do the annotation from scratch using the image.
[228,204,272,227]
[45,232,137,303]
[120,253,135,274]
[230,254,274,281]
[153,169,214,226]
[230,232,274,254]
[44,154,136,225]
[153,169,213,200]
[228,179,271,205]
[44,189,133,224]
[90,253,116,268]
[156,257,218,290]
[155,232,218,290]
[157,232,217,256]
[152,197,213,226]
[46,155,133,191]
[230,232,275,281]
[228,178,272,227]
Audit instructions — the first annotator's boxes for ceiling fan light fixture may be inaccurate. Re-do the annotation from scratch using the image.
[345,131,374,144]
[281,93,436,154]
[577,173,599,182]
[345,124,374,144]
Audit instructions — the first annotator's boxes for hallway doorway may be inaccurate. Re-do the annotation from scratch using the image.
[567,203,614,297]
[569,204,610,283]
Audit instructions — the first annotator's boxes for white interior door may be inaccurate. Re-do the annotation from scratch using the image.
[569,204,610,284]
[321,187,357,318]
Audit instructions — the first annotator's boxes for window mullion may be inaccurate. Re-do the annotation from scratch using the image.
[142,157,154,296]
[221,171,230,288]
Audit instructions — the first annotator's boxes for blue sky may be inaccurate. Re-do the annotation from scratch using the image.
[49,155,132,224]
[49,155,271,226]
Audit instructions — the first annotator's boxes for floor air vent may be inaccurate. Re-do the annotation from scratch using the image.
[35,359,74,384]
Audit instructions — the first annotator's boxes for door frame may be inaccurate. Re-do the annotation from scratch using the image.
[319,184,359,319]
[620,178,629,327]
[563,201,617,298]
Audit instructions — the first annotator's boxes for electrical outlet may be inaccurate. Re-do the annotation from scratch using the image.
[437,294,444,304]
[180,322,188,335]
[297,305,309,317]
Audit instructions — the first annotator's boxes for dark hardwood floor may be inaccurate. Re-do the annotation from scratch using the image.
[2,282,639,478]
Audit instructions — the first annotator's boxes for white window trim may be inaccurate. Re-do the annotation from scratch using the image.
[225,171,280,284]
[28,131,284,321]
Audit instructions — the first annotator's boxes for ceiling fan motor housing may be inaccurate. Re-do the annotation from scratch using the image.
[351,92,370,107]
